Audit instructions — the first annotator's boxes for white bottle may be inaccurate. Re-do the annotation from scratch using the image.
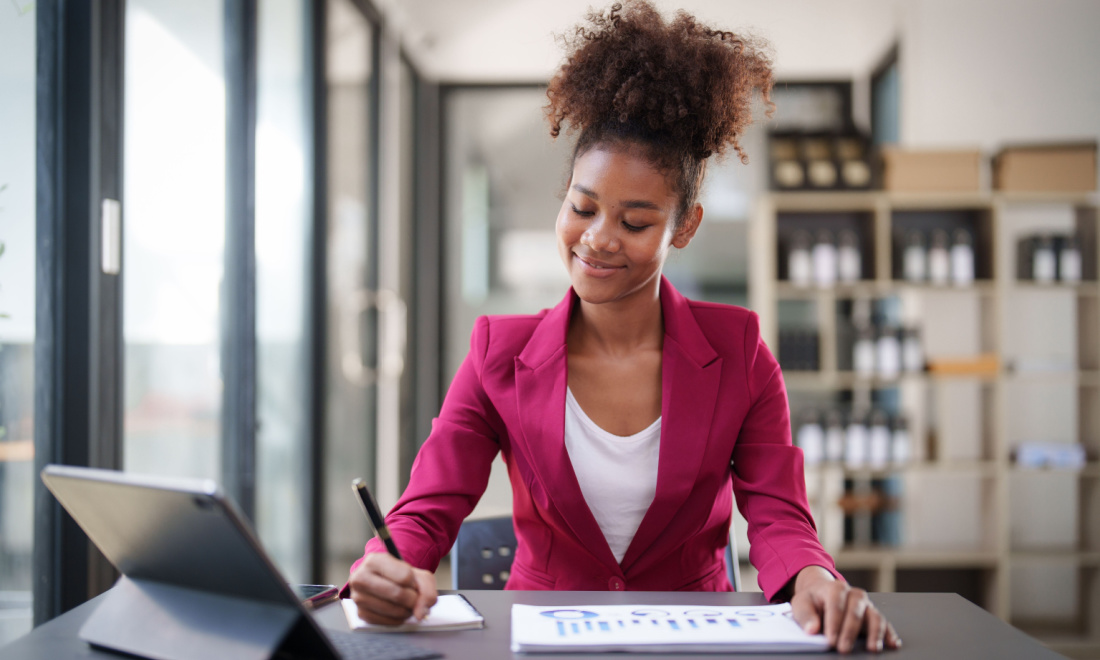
[1033,235,1056,283]
[812,230,837,289]
[928,229,951,286]
[853,326,876,377]
[950,229,975,286]
[1060,235,1082,283]
[891,416,911,465]
[868,410,892,470]
[876,326,901,380]
[845,411,868,469]
[903,231,926,283]
[788,230,813,288]
[838,229,862,283]
[902,327,924,373]
[796,411,825,466]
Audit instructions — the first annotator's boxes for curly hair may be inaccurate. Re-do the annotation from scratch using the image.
[546,0,774,221]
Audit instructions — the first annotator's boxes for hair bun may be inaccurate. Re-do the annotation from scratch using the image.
[546,0,774,164]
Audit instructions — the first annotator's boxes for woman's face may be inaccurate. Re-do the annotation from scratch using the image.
[556,146,700,307]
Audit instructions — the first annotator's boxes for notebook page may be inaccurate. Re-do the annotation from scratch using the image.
[343,594,484,633]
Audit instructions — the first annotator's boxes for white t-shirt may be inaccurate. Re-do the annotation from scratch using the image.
[564,388,661,564]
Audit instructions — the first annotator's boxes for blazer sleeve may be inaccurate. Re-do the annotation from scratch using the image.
[349,316,504,578]
[730,311,841,601]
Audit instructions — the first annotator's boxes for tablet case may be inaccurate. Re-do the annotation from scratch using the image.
[41,465,336,660]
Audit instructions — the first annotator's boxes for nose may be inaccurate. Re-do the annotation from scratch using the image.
[581,215,619,253]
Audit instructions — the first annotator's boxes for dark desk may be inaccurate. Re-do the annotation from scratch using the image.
[4,590,1065,659]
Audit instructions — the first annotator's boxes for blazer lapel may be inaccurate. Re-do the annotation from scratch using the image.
[514,289,619,568]
[620,277,722,572]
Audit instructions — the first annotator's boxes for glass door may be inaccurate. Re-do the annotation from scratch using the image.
[123,0,318,582]
[122,0,227,481]
[0,0,37,645]
[321,0,380,585]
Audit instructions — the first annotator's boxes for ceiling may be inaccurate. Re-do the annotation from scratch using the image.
[376,0,901,83]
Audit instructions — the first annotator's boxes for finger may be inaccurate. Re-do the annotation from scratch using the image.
[411,569,439,620]
[885,622,903,649]
[353,591,415,625]
[358,569,421,612]
[864,605,886,652]
[837,589,868,654]
[789,592,821,635]
[369,554,420,590]
[822,583,847,647]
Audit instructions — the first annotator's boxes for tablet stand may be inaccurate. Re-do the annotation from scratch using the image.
[79,576,336,660]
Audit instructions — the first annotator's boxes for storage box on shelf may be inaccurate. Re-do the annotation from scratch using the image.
[750,191,1100,647]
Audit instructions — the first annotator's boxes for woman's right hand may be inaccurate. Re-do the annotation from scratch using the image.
[348,553,438,625]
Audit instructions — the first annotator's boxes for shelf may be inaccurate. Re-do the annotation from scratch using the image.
[995,190,1099,206]
[783,371,919,388]
[769,191,882,211]
[784,370,999,389]
[807,461,998,479]
[1010,462,1100,478]
[775,280,997,300]
[1005,369,1098,384]
[1012,280,1100,296]
[775,281,882,299]
[757,187,1100,628]
[768,189,1097,211]
[833,548,1000,569]
[1009,550,1100,566]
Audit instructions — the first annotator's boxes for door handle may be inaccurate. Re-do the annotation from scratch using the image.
[341,288,407,387]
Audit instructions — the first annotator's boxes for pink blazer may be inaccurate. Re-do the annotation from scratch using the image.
[352,277,837,600]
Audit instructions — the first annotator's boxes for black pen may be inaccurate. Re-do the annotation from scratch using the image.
[352,478,403,561]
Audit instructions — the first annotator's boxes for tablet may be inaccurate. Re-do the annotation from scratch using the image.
[42,465,294,604]
[40,464,437,660]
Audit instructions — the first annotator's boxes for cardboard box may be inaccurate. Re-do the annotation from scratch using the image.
[994,143,1097,192]
[881,148,982,192]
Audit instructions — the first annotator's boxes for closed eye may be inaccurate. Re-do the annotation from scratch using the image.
[570,203,595,217]
[622,221,646,233]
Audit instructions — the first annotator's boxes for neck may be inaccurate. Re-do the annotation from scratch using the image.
[569,283,664,357]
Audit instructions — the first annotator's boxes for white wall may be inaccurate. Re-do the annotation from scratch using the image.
[388,0,1100,170]
[386,0,900,84]
[899,0,1100,156]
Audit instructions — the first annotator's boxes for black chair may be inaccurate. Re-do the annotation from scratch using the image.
[450,516,517,590]
[450,513,742,591]
[725,513,743,591]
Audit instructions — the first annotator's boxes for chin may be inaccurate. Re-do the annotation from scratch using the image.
[570,275,648,307]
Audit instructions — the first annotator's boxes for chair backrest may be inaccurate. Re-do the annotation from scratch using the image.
[450,516,517,590]
[725,512,742,591]
[449,513,741,591]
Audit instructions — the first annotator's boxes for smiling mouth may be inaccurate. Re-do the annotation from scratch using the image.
[575,254,622,270]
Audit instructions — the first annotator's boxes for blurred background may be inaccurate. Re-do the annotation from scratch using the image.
[1,0,1099,656]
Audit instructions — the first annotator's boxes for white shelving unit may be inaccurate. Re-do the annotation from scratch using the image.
[749,190,1100,657]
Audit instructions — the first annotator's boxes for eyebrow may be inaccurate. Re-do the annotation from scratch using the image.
[571,183,662,211]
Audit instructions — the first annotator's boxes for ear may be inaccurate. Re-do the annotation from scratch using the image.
[671,203,703,249]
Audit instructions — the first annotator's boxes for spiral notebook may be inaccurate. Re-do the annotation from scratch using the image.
[342,594,485,633]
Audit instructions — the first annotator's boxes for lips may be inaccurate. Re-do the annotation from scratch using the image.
[574,253,623,270]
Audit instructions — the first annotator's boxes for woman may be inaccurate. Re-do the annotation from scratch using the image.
[349,1,900,653]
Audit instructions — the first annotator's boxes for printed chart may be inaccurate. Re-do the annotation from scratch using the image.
[510,603,829,653]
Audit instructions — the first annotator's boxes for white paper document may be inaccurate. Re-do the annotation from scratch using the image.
[343,594,484,633]
[510,602,829,653]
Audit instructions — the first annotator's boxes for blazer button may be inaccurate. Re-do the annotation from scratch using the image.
[608,577,624,591]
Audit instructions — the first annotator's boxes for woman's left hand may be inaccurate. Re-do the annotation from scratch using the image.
[789,566,902,654]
